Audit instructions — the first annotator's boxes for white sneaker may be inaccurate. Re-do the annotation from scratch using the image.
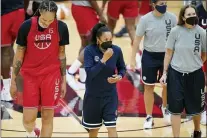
[66,71,79,91]
[1,79,12,101]
[26,127,40,138]
[200,111,206,125]
[161,106,171,125]
[143,116,154,129]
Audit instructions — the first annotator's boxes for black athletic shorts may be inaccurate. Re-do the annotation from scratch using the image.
[82,94,118,129]
[141,49,165,84]
[167,66,205,116]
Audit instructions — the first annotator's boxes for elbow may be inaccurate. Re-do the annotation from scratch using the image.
[165,49,174,59]
[202,54,207,63]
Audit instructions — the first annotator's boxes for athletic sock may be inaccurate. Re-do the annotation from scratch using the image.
[146,115,152,119]
[68,59,82,74]
[3,78,11,91]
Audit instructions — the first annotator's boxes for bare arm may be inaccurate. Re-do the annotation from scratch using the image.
[131,35,143,62]
[163,49,174,74]
[201,52,207,63]
[138,0,142,8]
[59,46,66,81]
[102,0,108,9]
[88,0,102,16]
[11,46,26,84]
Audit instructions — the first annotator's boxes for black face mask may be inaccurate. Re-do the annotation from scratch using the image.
[100,41,112,50]
[155,5,167,14]
[185,16,198,26]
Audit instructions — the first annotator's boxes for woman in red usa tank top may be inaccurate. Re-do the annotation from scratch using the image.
[10,0,69,137]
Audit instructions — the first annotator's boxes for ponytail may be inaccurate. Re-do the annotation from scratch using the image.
[90,23,111,45]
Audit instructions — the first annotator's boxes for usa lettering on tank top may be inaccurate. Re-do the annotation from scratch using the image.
[21,16,60,76]
[34,28,53,49]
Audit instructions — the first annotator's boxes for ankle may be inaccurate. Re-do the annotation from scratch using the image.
[146,115,152,118]
[162,105,167,108]
[26,130,35,137]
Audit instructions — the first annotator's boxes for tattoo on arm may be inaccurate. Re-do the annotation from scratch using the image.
[60,57,66,76]
[59,46,66,76]
[13,46,26,76]
[14,61,22,76]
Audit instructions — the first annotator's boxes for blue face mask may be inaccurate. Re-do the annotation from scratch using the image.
[155,5,167,14]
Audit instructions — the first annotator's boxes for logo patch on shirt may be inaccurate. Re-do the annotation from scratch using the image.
[143,76,147,81]
[94,56,100,62]
[115,110,118,116]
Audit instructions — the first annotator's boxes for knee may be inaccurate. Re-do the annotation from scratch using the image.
[107,19,116,30]
[23,114,36,125]
[162,85,167,91]
[89,128,99,133]
[144,85,154,93]
[193,114,201,120]
[41,109,54,124]
[126,25,134,32]
[1,47,12,57]
[107,127,116,133]
[89,128,100,136]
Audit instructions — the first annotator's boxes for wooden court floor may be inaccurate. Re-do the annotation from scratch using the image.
[1,1,206,137]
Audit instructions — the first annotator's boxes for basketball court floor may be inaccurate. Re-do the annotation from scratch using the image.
[1,1,206,137]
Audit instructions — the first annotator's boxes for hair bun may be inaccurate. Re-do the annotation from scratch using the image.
[97,23,106,29]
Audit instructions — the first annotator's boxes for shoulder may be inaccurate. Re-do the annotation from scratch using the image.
[84,44,96,52]
[165,11,177,19]
[169,25,180,36]
[18,19,32,35]
[20,19,32,30]
[58,20,67,27]
[112,45,122,52]
[171,25,180,31]
[57,20,68,29]
[141,12,152,21]
[196,25,206,34]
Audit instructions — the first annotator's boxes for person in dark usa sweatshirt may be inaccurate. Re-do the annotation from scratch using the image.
[82,23,126,137]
